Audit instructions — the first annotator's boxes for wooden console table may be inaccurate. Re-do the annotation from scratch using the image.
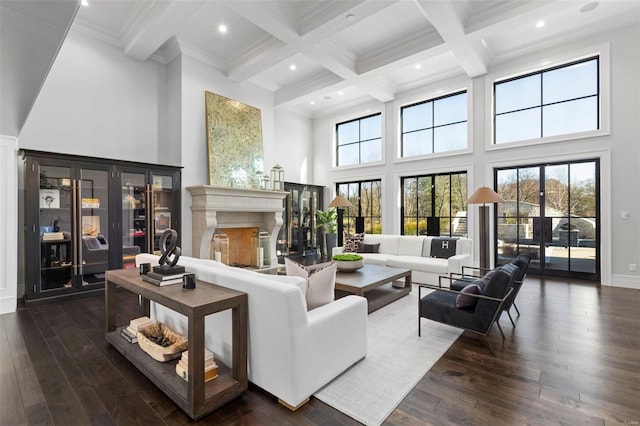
[105,268,248,420]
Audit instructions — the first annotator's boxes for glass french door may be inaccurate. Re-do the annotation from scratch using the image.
[495,159,599,281]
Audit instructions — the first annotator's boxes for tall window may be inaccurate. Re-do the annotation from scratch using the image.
[336,113,382,166]
[401,172,467,237]
[401,91,467,157]
[494,56,599,144]
[336,180,382,234]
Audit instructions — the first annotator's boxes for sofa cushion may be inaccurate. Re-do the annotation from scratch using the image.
[358,243,380,253]
[344,233,364,252]
[430,238,457,259]
[387,256,448,275]
[284,258,337,310]
[397,236,425,256]
[358,253,392,266]
[456,284,482,309]
[363,234,399,255]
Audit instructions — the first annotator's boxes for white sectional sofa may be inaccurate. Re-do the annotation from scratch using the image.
[333,234,473,286]
[135,253,368,409]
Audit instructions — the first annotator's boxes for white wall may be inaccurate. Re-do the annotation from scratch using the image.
[0,136,18,313]
[19,30,165,163]
[312,24,640,288]
[274,109,314,184]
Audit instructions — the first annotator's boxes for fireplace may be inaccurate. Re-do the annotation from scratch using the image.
[187,185,287,268]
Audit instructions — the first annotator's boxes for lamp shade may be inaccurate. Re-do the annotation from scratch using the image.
[467,187,504,204]
[328,195,354,208]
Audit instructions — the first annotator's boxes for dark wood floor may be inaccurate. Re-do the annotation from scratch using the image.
[2,276,639,425]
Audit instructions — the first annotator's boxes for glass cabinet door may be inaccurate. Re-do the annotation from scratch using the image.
[78,168,110,286]
[151,173,175,254]
[38,165,73,291]
[122,172,147,264]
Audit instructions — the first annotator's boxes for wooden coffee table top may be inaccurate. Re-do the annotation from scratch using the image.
[335,264,411,294]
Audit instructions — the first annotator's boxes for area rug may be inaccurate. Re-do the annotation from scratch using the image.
[314,286,462,426]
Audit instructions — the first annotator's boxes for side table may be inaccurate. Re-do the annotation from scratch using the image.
[105,268,248,420]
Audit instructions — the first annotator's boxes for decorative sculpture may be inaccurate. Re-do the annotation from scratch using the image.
[154,229,185,275]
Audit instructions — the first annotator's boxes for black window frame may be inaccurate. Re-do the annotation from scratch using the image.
[400,90,468,157]
[493,56,600,144]
[335,113,382,167]
[335,179,382,235]
[400,171,468,237]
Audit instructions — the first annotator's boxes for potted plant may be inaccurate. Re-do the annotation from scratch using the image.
[332,253,364,272]
[316,208,337,257]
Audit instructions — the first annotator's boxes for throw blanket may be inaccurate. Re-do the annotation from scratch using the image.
[430,238,457,258]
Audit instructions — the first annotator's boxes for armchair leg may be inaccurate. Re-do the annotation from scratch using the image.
[495,321,505,339]
[507,311,516,327]
[513,302,521,316]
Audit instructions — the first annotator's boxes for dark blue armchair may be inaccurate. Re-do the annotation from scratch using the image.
[418,263,519,355]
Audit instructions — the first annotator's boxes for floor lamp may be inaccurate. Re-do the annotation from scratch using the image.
[467,187,504,270]
[328,195,354,247]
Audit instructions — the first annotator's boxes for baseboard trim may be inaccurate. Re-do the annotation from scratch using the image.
[0,296,17,314]
[278,398,309,411]
[610,274,640,289]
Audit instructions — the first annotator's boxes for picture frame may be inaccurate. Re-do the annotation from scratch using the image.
[40,189,60,208]
[155,211,171,233]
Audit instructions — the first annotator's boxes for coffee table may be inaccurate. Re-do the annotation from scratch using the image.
[334,264,412,313]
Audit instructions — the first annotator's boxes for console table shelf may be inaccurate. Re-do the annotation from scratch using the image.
[105,268,248,420]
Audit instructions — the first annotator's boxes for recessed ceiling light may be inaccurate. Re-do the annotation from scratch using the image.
[338,91,344,96]
[346,14,356,22]
[81,0,89,6]
[310,101,315,105]
[481,38,488,48]
[414,64,422,70]
[218,24,228,34]
[536,20,545,28]
[289,64,297,71]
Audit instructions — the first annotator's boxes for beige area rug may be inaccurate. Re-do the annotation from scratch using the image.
[314,285,462,426]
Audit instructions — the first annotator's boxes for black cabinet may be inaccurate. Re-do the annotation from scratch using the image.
[277,182,323,260]
[22,150,181,302]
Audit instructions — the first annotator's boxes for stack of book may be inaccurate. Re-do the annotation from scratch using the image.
[121,316,155,343]
[42,232,64,241]
[142,271,187,286]
[175,349,218,382]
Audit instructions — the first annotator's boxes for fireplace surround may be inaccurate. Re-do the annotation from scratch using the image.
[187,185,287,267]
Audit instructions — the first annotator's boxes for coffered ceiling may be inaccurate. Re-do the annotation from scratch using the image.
[2,0,639,136]
[71,0,639,116]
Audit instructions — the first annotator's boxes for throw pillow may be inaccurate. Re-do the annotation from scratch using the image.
[358,243,380,253]
[344,232,364,253]
[456,283,482,309]
[284,258,337,310]
[476,270,495,292]
[430,238,457,259]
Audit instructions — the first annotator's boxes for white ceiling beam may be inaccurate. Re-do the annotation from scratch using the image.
[415,0,487,77]
[227,0,397,82]
[122,0,205,61]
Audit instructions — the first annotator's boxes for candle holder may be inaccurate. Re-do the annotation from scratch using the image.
[212,232,229,265]
[270,164,284,191]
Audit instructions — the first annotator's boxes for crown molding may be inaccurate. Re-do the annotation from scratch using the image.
[71,22,123,49]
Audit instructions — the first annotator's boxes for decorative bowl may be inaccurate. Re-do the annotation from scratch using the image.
[332,254,365,272]
[335,259,364,272]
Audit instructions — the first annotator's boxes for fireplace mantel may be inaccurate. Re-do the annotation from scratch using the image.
[187,185,288,264]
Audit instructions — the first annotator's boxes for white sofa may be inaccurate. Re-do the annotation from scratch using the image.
[135,253,368,409]
[333,234,472,286]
